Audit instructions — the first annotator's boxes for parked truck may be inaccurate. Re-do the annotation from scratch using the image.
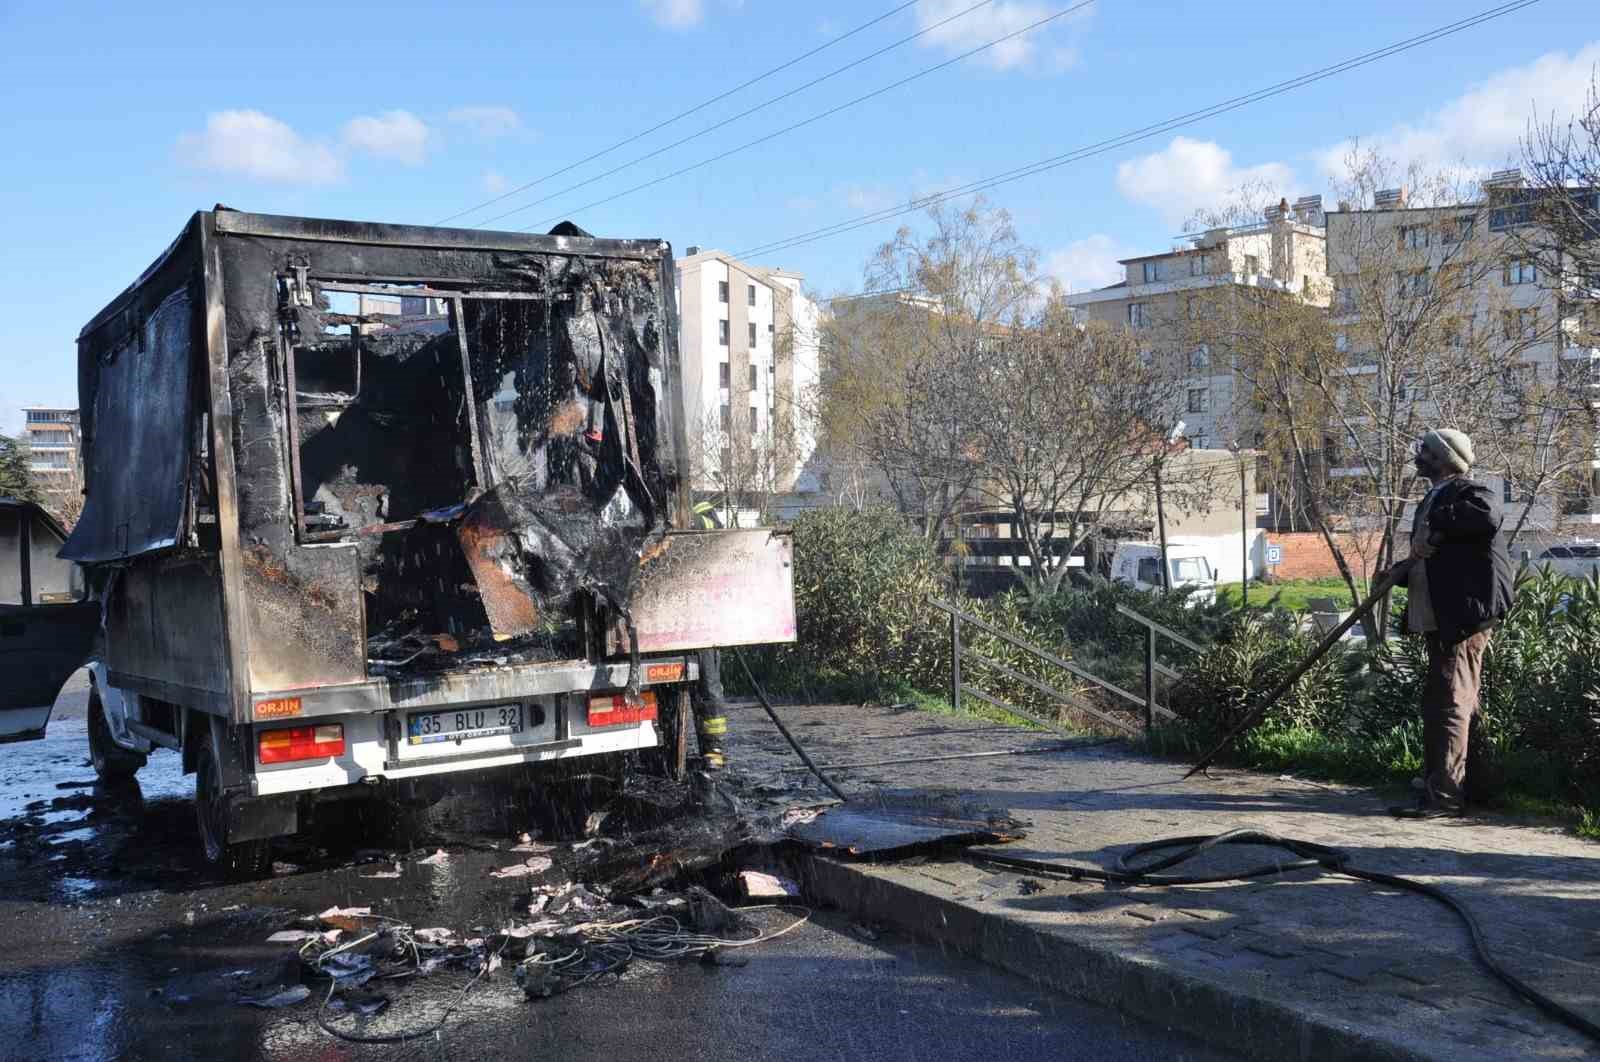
[4,209,795,874]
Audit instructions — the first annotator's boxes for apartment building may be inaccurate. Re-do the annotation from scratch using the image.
[1325,172,1600,535]
[20,407,82,506]
[674,248,820,503]
[1064,198,1328,531]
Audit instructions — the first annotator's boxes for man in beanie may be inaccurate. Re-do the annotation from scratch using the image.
[1383,428,1515,818]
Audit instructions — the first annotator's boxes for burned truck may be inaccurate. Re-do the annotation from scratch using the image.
[51,209,794,873]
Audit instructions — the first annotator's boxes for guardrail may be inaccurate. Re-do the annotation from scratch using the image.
[929,598,1164,737]
[928,596,1211,738]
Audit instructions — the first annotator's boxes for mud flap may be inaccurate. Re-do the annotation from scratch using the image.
[226,793,299,843]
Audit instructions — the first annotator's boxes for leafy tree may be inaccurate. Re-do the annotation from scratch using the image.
[0,435,40,503]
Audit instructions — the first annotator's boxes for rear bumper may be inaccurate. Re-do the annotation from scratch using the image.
[248,655,696,721]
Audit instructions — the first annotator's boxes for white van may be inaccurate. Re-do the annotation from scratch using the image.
[1110,542,1218,604]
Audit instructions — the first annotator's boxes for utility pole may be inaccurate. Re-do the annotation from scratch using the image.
[1229,441,1249,608]
[1154,421,1185,593]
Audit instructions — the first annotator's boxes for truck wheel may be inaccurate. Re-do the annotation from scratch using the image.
[88,693,147,782]
[195,741,271,878]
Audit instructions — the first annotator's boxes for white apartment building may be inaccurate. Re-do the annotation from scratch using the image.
[20,407,82,506]
[674,248,820,502]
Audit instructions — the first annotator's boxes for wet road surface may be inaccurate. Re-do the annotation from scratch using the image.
[0,676,1234,1061]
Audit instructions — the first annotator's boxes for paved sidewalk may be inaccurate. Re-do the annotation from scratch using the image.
[722,700,1600,1061]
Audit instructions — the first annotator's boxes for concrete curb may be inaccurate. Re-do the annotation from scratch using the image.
[794,853,1434,1062]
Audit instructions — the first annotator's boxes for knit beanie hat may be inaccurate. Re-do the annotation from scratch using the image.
[1421,428,1473,474]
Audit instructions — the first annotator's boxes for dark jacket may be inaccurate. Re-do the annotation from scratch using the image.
[1394,476,1516,645]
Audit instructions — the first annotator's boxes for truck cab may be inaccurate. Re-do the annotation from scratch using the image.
[1110,541,1218,604]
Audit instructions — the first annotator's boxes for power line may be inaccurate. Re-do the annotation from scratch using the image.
[513,0,1097,234]
[474,0,1003,228]
[736,0,1543,261]
[433,2,923,226]
[473,0,1010,229]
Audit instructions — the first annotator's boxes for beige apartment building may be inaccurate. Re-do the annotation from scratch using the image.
[1064,196,1329,531]
[1324,172,1600,538]
[674,248,820,510]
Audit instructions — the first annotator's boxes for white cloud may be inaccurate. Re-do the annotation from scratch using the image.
[482,170,510,195]
[640,0,703,29]
[342,110,431,165]
[914,0,1087,72]
[836,172,964,214]
[448,106,522,139]
[1116,137,1293,225]
[1316,42,1600,178]
[1045,234,1135,293]
[176,110,342,184]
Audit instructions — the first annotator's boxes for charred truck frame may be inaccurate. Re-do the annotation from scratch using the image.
[60,210,795,873]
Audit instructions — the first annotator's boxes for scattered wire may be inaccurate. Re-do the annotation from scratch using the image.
[736,0,1543,259]
[434,1,925,225]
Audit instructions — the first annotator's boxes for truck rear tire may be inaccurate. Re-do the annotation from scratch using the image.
[196,741,271,878]
[88,692,147,781]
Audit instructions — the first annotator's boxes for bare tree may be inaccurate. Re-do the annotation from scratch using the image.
[817,198,1034,542]
[687,406,800,528]
[964,308,1180,595]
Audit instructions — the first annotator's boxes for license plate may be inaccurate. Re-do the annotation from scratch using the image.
[407,704,523,745]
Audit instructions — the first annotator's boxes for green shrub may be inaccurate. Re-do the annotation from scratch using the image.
[1164,611,1351,747]
[779,506,950,691]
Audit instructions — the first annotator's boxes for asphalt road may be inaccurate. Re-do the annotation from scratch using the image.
[0,676,1234,1062]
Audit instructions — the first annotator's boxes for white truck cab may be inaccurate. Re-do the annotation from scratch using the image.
[1110,542,1218,604]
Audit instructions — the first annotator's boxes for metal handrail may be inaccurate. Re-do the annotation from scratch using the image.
[1114,603,1207,653]
[928,596,1178,736]
[962,648,1140,737]
[928,597,1147,710]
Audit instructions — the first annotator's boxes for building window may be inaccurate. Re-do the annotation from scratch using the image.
[1190,254,1210,277]
[1142,261,1163,283]
[720,447,732,473]
[1244,254,1260,275]
[749,364,758,389]
[718,281,729,303]
[1503,259,1538,286]
[1333,280,1356,313]
[720,405,730,432]
[747,284,756,306]
[749,407,758,433]
[718,319,729,345]
[1127,302,1149,328]
[1187,387,1210,413]
[1186,296,1201,321]
[1442,215,1475,243]
[748,322,757,347]
[1397,269,1431,297]
[1334,331,1349,353]
[1502,308,1539,340]
[1188,345,1210,372]
[1399,224,1430,249]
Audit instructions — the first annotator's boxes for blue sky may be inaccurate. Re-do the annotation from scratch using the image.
[1,0,1595,433]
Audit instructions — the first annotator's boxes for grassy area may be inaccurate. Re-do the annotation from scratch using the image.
[1216,576,1359,612]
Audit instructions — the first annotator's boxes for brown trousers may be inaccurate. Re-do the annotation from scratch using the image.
[1422,628,1493,809]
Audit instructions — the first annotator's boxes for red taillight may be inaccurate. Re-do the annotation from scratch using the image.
[587,690,658,727]
[258,724,345,765]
